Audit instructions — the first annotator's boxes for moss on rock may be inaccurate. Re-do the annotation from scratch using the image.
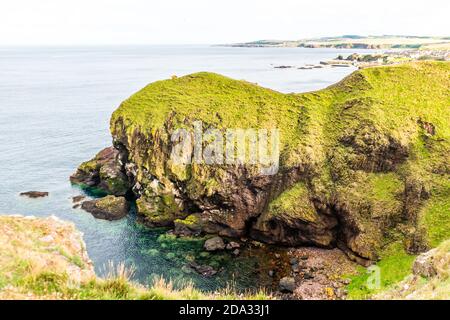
[81,195,129,221]
[73,61,450,264]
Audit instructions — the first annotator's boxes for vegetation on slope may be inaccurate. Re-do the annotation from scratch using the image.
[374,240,450,300]
[72,61,450,299]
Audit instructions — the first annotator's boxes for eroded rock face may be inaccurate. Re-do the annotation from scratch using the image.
[81,195,129,220]
[70,147,130,196]
[73,63,450,264]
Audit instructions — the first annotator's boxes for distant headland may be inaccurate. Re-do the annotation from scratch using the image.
[222,35,450,50]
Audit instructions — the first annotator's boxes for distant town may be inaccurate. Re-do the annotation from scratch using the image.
[224,35,450,50]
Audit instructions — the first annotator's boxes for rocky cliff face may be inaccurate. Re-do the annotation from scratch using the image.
[72,62,450,265]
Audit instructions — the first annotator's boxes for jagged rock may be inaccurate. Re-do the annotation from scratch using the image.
[70,147,130,196]
[72,195,85,203]
[19,191,48,198]
[226,241,240,250]
[279,277,296,293]
[81,196,129,221]
[412,249,438,278]
[204,236,226,251]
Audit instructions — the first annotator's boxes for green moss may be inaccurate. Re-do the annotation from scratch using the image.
[267,182,319,223]
[103,176,130,195]
[96,195,126,211]
[78,159,99,172]
[174,214,200,227]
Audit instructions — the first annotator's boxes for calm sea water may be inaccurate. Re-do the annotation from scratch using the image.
[0,45,372,291]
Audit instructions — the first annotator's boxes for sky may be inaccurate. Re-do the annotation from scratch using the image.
[0,0,448,45]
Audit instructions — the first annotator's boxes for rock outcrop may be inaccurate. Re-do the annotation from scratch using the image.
[72,62,450,264]
[81,195,129,220]
[203,236,226,251]
[70,146,130,196]
[19,191,49,198]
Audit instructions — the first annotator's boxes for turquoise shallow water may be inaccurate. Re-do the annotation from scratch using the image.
[0,45,373,291]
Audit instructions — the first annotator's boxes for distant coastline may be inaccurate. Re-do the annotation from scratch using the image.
[221,35,450,50]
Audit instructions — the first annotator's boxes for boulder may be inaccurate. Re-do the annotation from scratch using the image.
[204,236,226,251]
[279,277,296,293]
[412,249,437,278]
[81,195,129,221]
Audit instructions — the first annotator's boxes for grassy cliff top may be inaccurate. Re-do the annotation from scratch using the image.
[111,72,303,144]
[110,62,450,165]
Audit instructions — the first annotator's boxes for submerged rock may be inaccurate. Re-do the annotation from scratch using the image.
[81,195,129,220]
[19,191,49,198]
[188,262,218,277]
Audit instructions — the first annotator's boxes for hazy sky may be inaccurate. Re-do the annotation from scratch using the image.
[0,0,448,45]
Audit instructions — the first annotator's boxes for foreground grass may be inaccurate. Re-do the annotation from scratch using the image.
[346,242,416,299]
[0,215,270,300]
[374,240,450,300]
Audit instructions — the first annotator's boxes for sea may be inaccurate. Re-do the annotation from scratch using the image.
[0,45,374,291]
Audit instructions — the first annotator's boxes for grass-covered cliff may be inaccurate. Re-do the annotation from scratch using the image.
[73,62,449,273]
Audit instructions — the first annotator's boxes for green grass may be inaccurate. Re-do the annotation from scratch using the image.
[419,178,450,247]
[374,240,450,299]
[346,242,416,299]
